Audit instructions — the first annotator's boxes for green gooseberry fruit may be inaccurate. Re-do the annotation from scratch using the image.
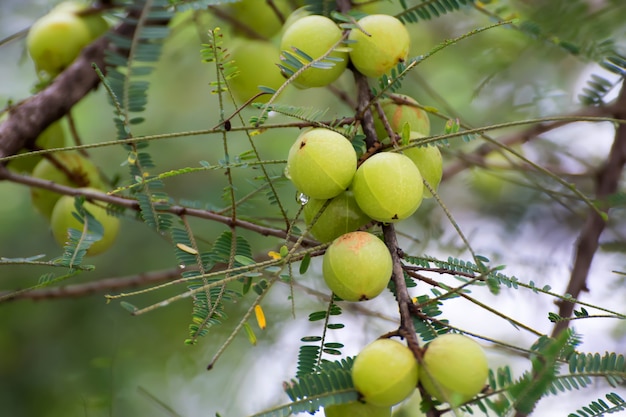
[401,133,442,199]
[31,151,104,220]
[303,190,370,243]
[286,128,357,199]
[351,152,423,223]
[352,338,419,407]
[51,1,110,40]
[50,188,120,256]
[279,6,311,35]
[325,401,391,417]
[419,333,489,407]
[26,8,92,76]
[468,147,523,202]
[229,39,285,103]
[280,15,349,88]
[352,0,384,14]
[228,0,291,39]
[7,121,66,173]
[391,390,426,417]
[348,14,410,78]
[373,94,430,139]
[322,231,392,301]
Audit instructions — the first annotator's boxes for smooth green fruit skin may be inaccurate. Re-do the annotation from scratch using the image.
[8,121,65,173]
[27,9,92,76]
[322,231,392,301]
[287,128,357,199]
[373,95,430,139]
[325,401,391,417]
[401,133,442,199]
[229,0,291,39]
[31,152,104,220]
[229,39,285,103]
[303,190,370,243]
[50,189,120,256]
[468,149,521,201]
[352,338,419,407]
[280,6,311,34]
[352,153,423,223]
[419,334,488,407]
[348,14,410,78]
[280,15,349,88]
[51,1,110,39]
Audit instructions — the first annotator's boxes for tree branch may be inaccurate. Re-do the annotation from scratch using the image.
[0,268,182,301]
[441,105,616,181]
[551,85,626,337]
[0,166,318,247]
[0,5,150,161]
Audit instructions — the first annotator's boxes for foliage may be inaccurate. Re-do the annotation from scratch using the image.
[2,0,626,416]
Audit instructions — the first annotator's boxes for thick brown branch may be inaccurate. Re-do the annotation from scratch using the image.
[0,12,142,161]
[552,87,626,337]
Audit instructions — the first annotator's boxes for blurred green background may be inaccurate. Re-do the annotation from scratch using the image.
[2,1,626,416]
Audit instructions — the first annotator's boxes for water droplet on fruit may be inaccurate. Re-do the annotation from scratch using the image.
[297,192,309,205]
[283,165,291,180]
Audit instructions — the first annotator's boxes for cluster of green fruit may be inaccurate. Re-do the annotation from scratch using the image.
[30,151,119,256]
[285,92,440,302]
[26,1,109,78]
[222,1,411,102]
[326,334,489,416]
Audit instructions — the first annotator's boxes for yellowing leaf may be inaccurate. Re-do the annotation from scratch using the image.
[176,243,198,255]
[268,251,282,260]
[255,305,266,330]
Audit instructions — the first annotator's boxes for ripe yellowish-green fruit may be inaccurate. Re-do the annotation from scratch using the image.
[286,128,357,199]
[51,1,110,40]
[468,148,522,201]
[352,338,419,407]
[280,6,311,34]
[229,39,285,103]
[7,121,65,173]
[31,152,104,220]
[419,333,488,407]
[325,401,391,417]
[373,94,430,139]
[322,231,392,301]
[400,133,442,199]
[280,15,349,88]
[303,190,370,243]
[26,8,92,76]
[348,14,409,78]
[352,0,384,14]
[228,0,291,39]
[50,189,120,256]
[391,390,426,417]
[351,152,423,223]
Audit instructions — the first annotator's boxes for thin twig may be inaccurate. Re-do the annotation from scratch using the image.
[0,268,182,301]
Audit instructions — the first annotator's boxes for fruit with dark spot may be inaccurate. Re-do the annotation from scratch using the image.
[351,152,423,223]
[286,128,357,199]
